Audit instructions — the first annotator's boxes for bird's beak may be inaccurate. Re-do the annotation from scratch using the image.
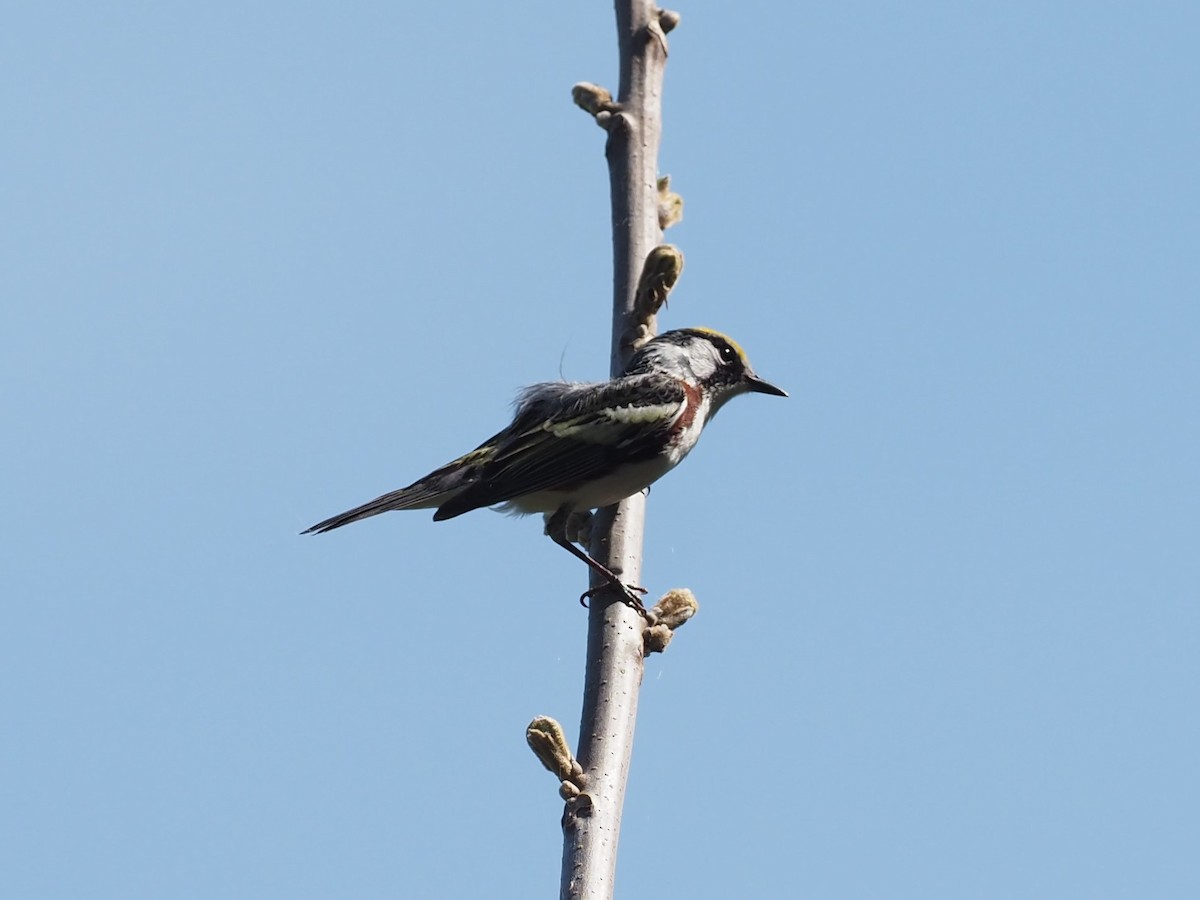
[745,372,788,397]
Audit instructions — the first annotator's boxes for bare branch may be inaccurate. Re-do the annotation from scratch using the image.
[560,4,679,898]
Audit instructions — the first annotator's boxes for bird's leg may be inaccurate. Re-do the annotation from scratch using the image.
[545,508,652,621]
[562,509,594,546]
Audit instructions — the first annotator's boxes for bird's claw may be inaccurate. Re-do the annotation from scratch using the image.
[579,582,653,621]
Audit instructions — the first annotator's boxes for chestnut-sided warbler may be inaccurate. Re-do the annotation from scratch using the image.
[304,327,786,613]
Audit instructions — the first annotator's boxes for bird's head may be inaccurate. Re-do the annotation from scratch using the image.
[626,327,787,414]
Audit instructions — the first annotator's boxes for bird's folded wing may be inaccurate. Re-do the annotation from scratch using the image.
[432,374,685,518]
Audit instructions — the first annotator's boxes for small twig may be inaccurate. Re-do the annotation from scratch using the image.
[629,243,685,351]
[527,716,590,806]
[643,588,699,655]
[657,175,684,230]
[571,82,619,128]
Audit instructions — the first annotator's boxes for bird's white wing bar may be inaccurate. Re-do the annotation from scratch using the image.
[430,375,687,518]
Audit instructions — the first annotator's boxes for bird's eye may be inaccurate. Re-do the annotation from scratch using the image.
[720,345,736,363]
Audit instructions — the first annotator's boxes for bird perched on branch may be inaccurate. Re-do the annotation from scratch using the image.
[303,327,786,614]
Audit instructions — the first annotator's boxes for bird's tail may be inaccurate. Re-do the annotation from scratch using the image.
[302,476,462,535]
[301,485,438,534]
[303,443,496,535]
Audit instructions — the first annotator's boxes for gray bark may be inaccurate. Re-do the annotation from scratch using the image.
[560,3,674,898]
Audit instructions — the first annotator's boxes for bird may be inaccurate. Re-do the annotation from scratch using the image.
[303,327,786,615]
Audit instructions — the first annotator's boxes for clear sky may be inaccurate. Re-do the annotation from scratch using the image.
[3,3,1197,898]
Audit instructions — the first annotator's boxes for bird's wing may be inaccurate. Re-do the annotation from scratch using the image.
[432,373,688,519]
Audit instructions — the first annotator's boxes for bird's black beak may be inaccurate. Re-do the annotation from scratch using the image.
[745,372,788,397]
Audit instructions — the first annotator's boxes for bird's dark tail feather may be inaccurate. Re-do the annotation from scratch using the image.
[301,484,447,534]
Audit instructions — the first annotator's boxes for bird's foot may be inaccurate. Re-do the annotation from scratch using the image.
[579,582,654,622]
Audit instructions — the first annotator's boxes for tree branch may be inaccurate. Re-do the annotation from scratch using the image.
[560,4,678,898]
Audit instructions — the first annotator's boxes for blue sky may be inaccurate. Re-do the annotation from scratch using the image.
[3,3,1197,898]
